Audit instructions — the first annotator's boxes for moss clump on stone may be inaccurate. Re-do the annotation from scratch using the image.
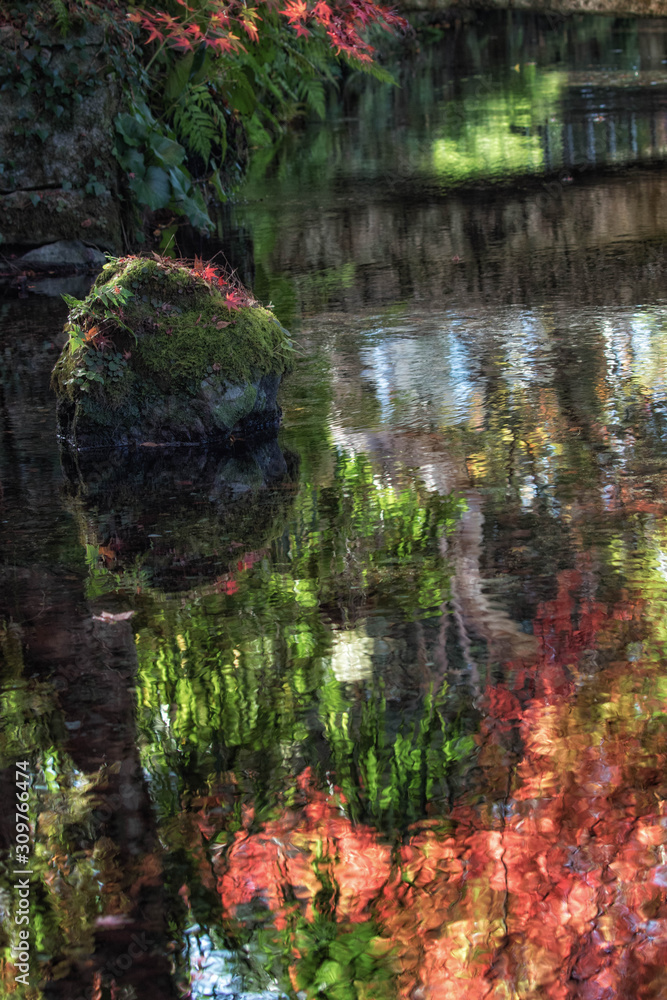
[52,254,294,450]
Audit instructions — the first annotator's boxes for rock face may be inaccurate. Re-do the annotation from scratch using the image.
[51,256,294,450]
[0,22,123,250]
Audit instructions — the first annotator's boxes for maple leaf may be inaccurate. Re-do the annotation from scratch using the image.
[312,0,332,23]
[143,23,165,43]
[193,255,204,274]
[225,290,245,310]
[241,17,260,42]
[279,0,308,23]
[202,265,218,282]
[212,34,239,53]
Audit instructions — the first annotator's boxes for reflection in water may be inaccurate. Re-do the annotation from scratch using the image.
[6,11,667,1000]
[146,304,667,999]
[187,17,667,324]
[64,440,299,592]
[208,568,667,1000]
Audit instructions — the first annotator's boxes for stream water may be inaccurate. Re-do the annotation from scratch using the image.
[4,11,667,1000]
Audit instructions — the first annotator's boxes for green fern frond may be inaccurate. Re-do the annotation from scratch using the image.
[342,53,398,86]
[297,77,326,120]
[281,37,339,85]
[172,84,226,163]
[50,0,70,36]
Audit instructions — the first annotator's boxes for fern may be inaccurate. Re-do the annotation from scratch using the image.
[50,0,70,36]
[341,52,397,86]
[297,77,326,120]
[172,84,226,164]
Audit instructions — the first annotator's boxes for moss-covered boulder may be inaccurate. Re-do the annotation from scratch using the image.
[51,255,294,450]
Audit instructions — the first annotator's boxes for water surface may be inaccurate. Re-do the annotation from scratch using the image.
[4,12,667,1000]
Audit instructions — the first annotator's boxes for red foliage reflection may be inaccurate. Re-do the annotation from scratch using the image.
[211,569,667,998]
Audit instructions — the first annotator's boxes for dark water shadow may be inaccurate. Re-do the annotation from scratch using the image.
[61,439,300,592]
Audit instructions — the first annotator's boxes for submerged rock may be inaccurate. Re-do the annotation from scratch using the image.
[51,255,293,450]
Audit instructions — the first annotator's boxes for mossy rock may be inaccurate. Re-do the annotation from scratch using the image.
[51,255,294,450]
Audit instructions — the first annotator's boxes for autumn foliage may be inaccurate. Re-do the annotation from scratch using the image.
[127,0,406,64]
[192,568,667,999]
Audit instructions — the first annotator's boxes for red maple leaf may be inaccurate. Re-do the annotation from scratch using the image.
[279,0,308,23]
[225,290,245,310]
[312,0,332,23]
[142,22,165,43]
[241,14,261,41]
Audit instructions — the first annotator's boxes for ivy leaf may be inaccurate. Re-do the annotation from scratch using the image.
[151,135,186,168]
[121,148,146,176]
[116,112,148,146]
[130,166,171,210]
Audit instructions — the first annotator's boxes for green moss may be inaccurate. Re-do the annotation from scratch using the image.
[52,255,293,404]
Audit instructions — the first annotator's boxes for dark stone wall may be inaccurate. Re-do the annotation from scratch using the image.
[0,23,123,250]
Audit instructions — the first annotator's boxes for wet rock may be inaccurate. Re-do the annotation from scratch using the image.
[51,255,294,450]
[20,240,108,271]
